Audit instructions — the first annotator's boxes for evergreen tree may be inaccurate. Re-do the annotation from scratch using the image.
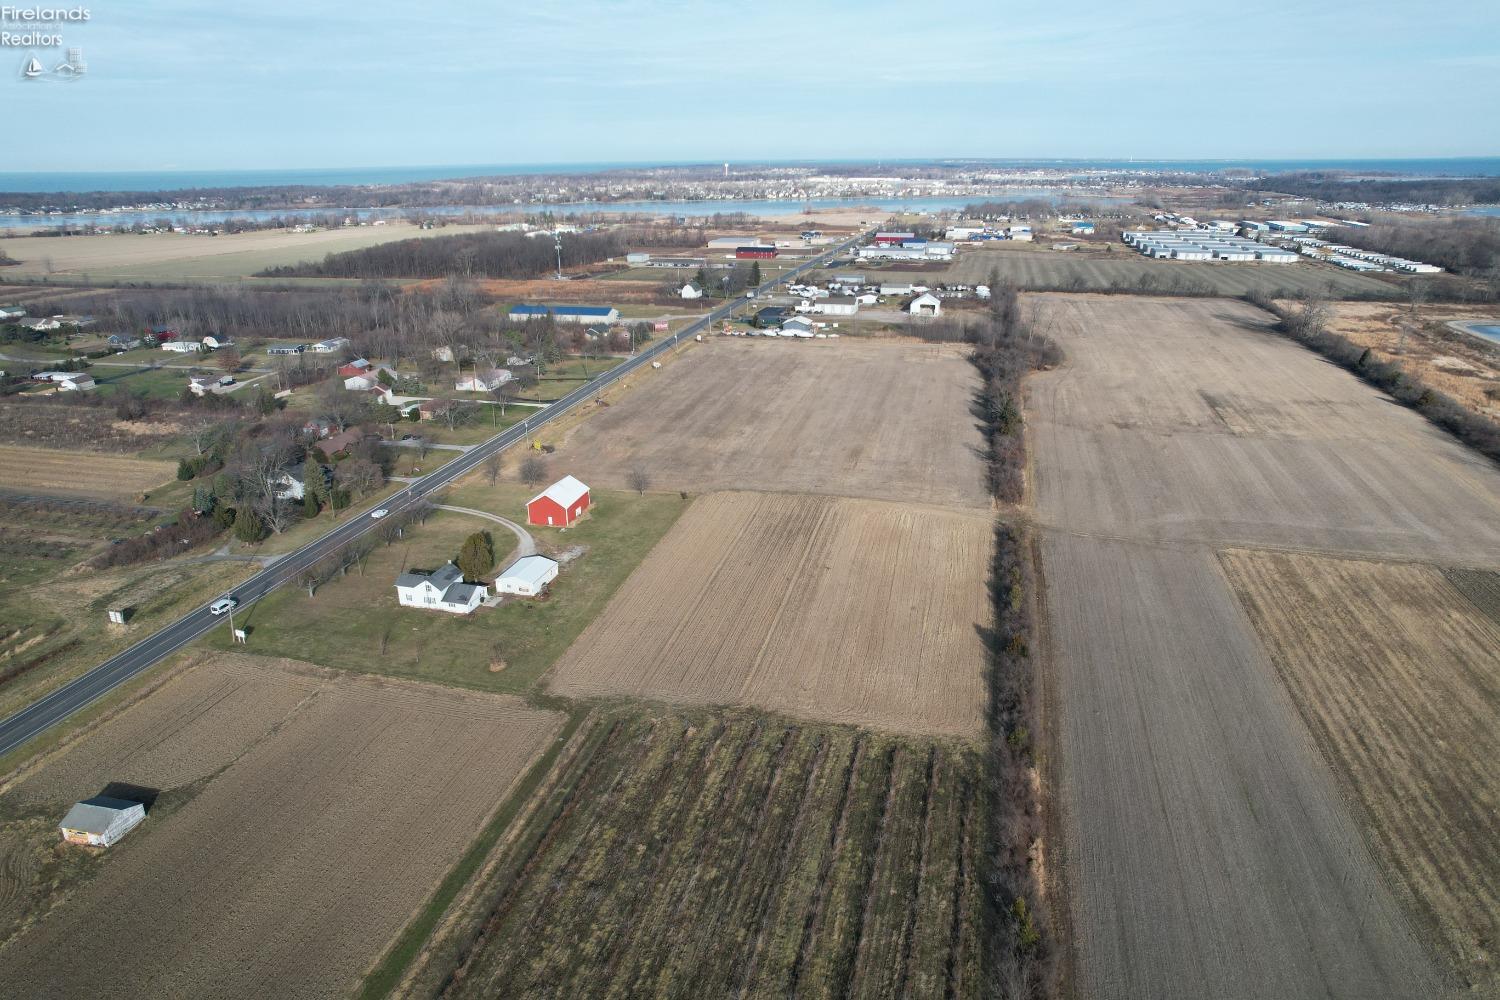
[750,261,761,286]
[301,461,324,515]
[456,530,496,583]
[233,508,267,543]
[191,485,216,515]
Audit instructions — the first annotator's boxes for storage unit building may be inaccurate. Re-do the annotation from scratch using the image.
[495,555,559,597]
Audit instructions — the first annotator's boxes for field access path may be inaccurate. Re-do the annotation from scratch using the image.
[1027,295,1500,1000]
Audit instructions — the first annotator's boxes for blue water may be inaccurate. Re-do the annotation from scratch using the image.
[0,191,1131,231]
[1466,324,1500,344]
[3,157,1500,196]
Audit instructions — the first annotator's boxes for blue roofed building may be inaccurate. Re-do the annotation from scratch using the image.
[507,304,620,324]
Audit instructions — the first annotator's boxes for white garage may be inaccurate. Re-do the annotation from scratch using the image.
[495,555,559,597]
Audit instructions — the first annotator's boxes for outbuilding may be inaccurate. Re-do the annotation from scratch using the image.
[813,296,858,317]
[679,282,703,299]
[59,796,145,847]
[508,304,620,325]
[495,555,559,596]
[909,292,942,317]
[734,245,777,260]
[527,475,591,527]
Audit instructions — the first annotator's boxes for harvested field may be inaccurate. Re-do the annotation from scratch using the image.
[1026,294,1484,998]
[412,709,988,999]
[0,400,185,454]
[548,492,991,737]
[0,223,492,282]
[1221,551,1500,990]
[878,243,1403,298]
[551,338,990,508]
[0,653,562,999]
[0,444,175,502]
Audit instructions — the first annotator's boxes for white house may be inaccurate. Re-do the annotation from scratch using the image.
[909,293,942,317]
[679,282,704,299]
[395,563,488,614]
[494,555,559,597]
[310,337,350,354]
[187,376,212,397]
[59,796,145,847]
[455,367,513,393]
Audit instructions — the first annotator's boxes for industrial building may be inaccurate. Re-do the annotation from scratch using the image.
[734,245,777,259]
[1122,231,1298,263]
[812,296,859,317]
[873,231,916,245]
[508,304,620,324]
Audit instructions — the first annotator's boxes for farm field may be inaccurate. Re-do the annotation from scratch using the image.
[0,222,493,282]
[841,243,1401,299]
[0,443,175,502]
[550,338,989,508]
[1221,551,1500,991]
[0,652,563,999]
[216,487,686,695]
[0,399,187,454]
[405,708,989,999]
[1024,293,1500,998]
[549,492,990,737]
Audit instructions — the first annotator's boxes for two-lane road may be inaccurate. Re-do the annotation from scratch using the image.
[0,233,867,758]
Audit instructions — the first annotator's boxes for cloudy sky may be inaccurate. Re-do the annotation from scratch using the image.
[6,0,1498,171]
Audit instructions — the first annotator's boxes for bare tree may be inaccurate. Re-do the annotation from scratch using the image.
[519,454,548,486]
[626,467,652,495]
[216,347,242,374]
[483,452,503,486]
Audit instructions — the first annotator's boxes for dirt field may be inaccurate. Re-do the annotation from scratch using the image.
[550,338,990,508]
[0,653,562,998]
[548,492,990,737]
[0,444,175,502]
[0,222,493,282]
[1305,300,1500,419]
[410,708,988,998]
[1026,294,1500,998]
[1221,551,1500,991]
[847,242,1403,299]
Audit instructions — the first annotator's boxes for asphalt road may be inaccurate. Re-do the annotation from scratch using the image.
[0,232,865,758]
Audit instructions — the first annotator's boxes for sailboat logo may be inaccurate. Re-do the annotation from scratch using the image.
[22,55,45,79]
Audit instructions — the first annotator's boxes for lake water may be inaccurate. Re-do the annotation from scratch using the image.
[0,191,1132,232]
[1463,324,1500,344]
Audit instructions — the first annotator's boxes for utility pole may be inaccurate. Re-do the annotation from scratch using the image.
[554,231,564,281]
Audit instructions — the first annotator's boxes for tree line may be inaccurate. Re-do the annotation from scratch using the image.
[1246,173,1500,208]
[258,230,626,280]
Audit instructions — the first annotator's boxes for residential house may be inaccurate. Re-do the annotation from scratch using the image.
[394,562,488,614]
[16,317,61,332]
[106,334,143,349]
[416,399,452,421]
[455,367,512,393]
[316,427,364,459]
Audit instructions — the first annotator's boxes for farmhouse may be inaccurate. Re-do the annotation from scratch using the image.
[59,796,145,847]
[909,292,942,317]
[735,245,778,260]
[494,554,560,597]
[508,304,620,324]
[394,562,487,614]
[455,368,512,392]
[527,475,591,527]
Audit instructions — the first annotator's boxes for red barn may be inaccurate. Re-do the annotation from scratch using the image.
[337,358,372,378]
[526,475,591,527]
[735,245,777,259]
[873,231,915,246]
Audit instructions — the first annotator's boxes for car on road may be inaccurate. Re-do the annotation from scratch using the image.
[400,434,416,441]
[209,597,238,615]
[370,508,390,519]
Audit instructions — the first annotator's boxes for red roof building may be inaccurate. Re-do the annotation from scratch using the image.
[526,475,591,527]
[735,245,777,259]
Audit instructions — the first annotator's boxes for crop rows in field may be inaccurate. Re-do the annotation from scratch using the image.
[424,710,986,1000]
[1221,550,1500,990]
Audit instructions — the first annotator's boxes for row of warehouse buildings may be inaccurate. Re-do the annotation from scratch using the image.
[1282,237,1442,274]
[1122,231,1299,263]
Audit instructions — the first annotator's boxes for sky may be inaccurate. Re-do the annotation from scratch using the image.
[5,0,1499,172]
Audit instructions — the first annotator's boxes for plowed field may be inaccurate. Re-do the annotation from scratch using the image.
[547,492,991,737]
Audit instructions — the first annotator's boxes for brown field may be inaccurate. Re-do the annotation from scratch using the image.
[1221,551,1500,990]
[0,444,175,501]
[1304,300,1500,419]
[550,338,990,508]
[1026,294,1500,998]
[0,653,562,999]
[548,492,990,737]
[0,400,186,455]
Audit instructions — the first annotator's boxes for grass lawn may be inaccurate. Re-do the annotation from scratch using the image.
[89,366,203,401]
[208,486,687,697]
[402,412,530,446]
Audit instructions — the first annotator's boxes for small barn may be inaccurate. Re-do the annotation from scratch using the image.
[527,475,591,527]
[495,555,560,597]
[909,292,942,317]
[59,796,146,847]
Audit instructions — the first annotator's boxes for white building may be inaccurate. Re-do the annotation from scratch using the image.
[494,555,559,597]
[161,341,203,353]
[201,335,235,351]
[625,252,650,264]
[813,296,858,317]
[59,796,145,847]
[455,368,513,392]
[780,317,815,337]
[310,337,350,354]
[909,292,942,317]
[395,563,487,614]
[679,282,703,299]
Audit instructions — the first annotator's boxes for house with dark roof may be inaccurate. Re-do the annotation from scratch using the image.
[395,562,487,614]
